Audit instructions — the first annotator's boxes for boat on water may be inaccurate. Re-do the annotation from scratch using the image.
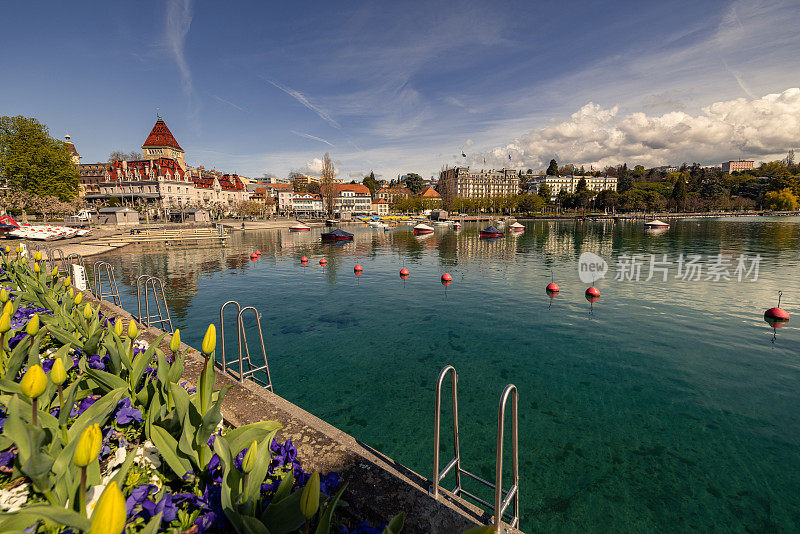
[325,219,337,227]
[289,223,311,232]
[8,224,89,241]
[413,223,434,235]
[480,225,505,238]
[508,222,525,232]
[452,221,462,230]
[0,215,20,234]
[367,220,388,228]
[433,220,451,226]
[321,228,354,242]
[644,219,670,228]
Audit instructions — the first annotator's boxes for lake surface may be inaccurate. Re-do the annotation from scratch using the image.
[95,217,800,532]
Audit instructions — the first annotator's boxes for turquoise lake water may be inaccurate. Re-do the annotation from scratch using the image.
[95,217,800,532]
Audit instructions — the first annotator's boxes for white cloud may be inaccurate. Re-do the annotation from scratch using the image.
[304,156,339,176]
[290,131,334,147]
[165,0,197,120]
[260,77,341,130]
[478,88,800,170]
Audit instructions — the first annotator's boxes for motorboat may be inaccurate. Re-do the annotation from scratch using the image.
[413,223,434,235]
[290,223,311,232]
[644,219,669,228]
[479,225,505,238]
[321,228,354,242]
[508,222,525,232]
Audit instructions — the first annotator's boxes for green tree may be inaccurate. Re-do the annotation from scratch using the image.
[518,193,544,213]
[362,171,378,196]
[537,182,552,202]
[671,178,687,211]
[402,173,424,193]
[0,115,79,200]
[617,163,633,193]
[764,188,799,211]
[546,159,559,176]
[576,177,588,193]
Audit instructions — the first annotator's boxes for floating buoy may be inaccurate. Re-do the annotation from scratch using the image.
[250,253,258,260]
[441,273,452,286]
[319,258,327,265]
[764,291,789,327]
[546,282,560,296]
[585,286,600,303]
[300,256,309,263]
[400,267,410,280]
[354,264,363,273]
[255,250,261,256]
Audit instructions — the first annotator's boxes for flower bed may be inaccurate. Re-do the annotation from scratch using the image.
[0,247,411,533]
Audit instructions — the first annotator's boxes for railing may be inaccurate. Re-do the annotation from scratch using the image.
[135,275,174,332]
[93,261,121,306]
[219,301,273,391]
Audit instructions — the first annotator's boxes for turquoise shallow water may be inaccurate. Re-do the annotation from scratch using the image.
[96,217,800,532]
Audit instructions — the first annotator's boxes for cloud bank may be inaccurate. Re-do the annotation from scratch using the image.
[482,87,800,170]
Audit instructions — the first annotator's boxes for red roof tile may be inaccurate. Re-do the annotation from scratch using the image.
[142,118,183,151]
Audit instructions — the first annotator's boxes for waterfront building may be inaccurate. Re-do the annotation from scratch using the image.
[291,173,321,190]
[376,186,413,204]
[291,192,323,217]
[722,160,754,173]
[322,183,372,215]
[418,186,443,206]
[529,175,618,201]
[78,162,106,199]
[438,167,519,200]
[64,135,80,165]
[372,198,389,216]
[141,116,186,170]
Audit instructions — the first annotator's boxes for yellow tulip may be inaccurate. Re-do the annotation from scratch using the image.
[26,314,40,336]
[3,245,9,253]
[63,276,71,287]
[83,303,93,320]
[68,287,74,298]
[3,301,12,316]
[50,357,67,386]
[33,262,41,274]
[300,471,320,519]
[113,318,123,337]
[51,266,59,277]
[73,424,102,467]
[127,320,138,340]
[15,246,21,254]
[242,440,258,473]
[0,288,7,303]
[34,251,42,261]
[0,313,10,334]
[20,364,47,399]
[201,324,216,355]
[74,292,83,305]
[169,329,181,352]
[89,481,126,534]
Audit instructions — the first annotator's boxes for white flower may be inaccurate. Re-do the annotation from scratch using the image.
[134,441,161,469]
[0,483,29,513]
[134,339,150,351]
[107,446,127,470]
[85,470,117,517]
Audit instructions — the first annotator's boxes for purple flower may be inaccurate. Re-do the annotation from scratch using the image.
[0,448,16,473]
[71,395,100,418]
[195,512,218,533]
[87,354,108,371]
[41,358,55,373]
[320,472,340,495]
[10,304,49,330]
[142,493,178,523]
[126,484,157,517]
[8,331,27,349]
[114,398,142,425]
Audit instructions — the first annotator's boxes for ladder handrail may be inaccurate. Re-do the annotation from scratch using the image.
[135,275,173,332]
[237,306,273,392]
[136,275,152,322]
[93,261,121,306]
[219,300,242,371]
[432,365,461,497]
[494,384,519,532]
[431,365,519,533]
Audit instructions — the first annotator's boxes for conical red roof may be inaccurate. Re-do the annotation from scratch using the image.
[142,118,183,151]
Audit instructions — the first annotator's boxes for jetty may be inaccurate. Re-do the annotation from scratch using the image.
[80,226,229,247]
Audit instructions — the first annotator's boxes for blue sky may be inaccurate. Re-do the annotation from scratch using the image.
[2,0,799,180]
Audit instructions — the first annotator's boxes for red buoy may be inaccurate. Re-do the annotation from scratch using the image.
[250,253,258,260]
[441,273,452,282]
[764,291,789,326]
[546,282,560,293]
[400,268,409,276]
[354,264,363,273]
[585,286,600,303]
[255,250,261,256]
[300,256,309,263]
[319,258,327,265]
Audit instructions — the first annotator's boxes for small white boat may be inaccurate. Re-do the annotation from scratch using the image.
[368,221,388,229]
[290,223,311,232]
[413,223,434,235]
[644,219,669,228]
[508,222,525,232]
[433,220,451,226]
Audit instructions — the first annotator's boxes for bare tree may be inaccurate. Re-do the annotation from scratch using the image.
[108,150,143,162]
[320,153,336,217]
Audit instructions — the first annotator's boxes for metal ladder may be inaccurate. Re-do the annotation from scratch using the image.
[136,275,174,332]
[46,247,67,274]
[431,365,519,533]
[93,261,122,306]
[66,253,90,292]
[219,301,273,391]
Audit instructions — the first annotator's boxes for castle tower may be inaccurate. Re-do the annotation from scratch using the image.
[64,134,80,165]
[141,115,185,170]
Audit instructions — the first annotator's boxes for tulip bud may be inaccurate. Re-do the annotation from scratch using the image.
[74,292,83,305]
[33,262,41,274]
[0,313,10,334]
[300,471,320,519]
[73,423,102,467]
[3,245,9,253]
[20,364,47,399]
[201,324,216,356]
[51,357,67,386]
[3,301,12,317]
[68,287,74,298]
[127,320,138,340]
[63,276,71,287]
[34,251,42,261]
[241,440,258,473]
[51,266,59,277]
[0,288,7,303]
[89,481,126,534]
[15,246,21,254]
[26,314,40,336]
[83,303,93,320]
[113,318,123,337]
[169,329,181,352]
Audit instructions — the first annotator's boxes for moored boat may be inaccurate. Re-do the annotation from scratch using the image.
[644,219,669,228]
[508,222,525,232]
[321,228,354,242]
[413,223,434,235]
[290,223,311,232]
[480,225,505,238]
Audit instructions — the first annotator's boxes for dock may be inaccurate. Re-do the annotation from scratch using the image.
[80,226,229,247]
